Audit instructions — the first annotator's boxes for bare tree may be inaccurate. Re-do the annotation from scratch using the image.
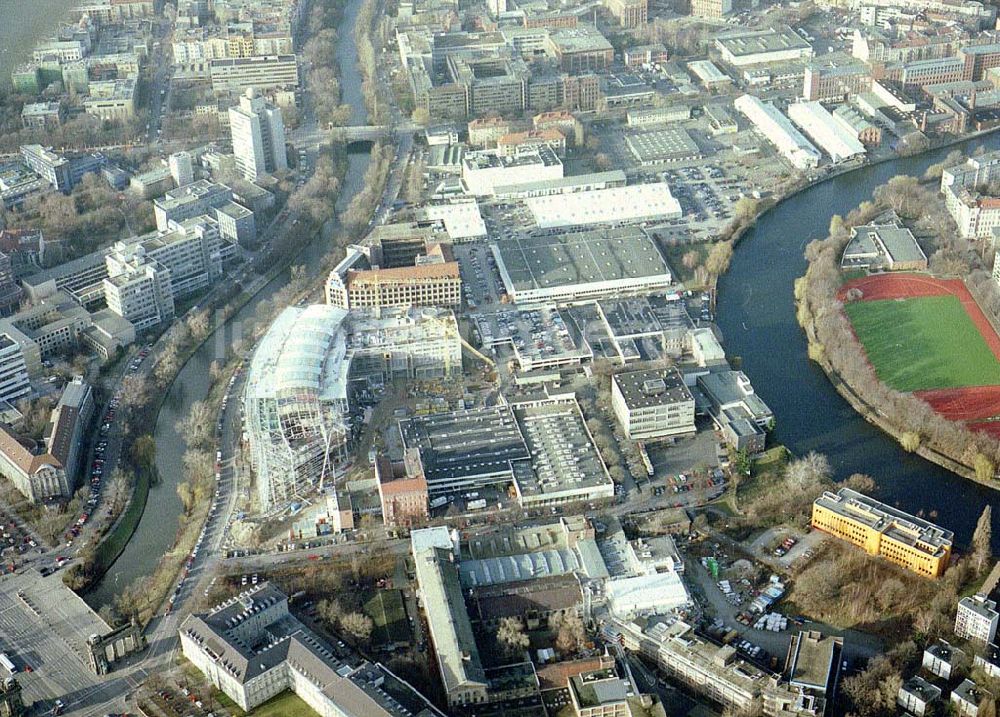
[496,617,529,659]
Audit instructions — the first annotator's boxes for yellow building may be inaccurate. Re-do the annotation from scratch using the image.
[811,488,952,578]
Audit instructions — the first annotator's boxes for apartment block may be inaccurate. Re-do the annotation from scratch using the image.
[956,595,1000,644]
[811,487,953,577]
[612,368,695,441]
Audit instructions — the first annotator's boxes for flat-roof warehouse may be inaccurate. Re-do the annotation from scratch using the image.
[491,227,672,305]
[625,128,702,166]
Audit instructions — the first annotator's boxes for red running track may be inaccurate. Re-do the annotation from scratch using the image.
[841,273,1000,426]
[838,273,1000,363]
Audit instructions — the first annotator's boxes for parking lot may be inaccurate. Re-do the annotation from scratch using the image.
[454,242,507,310]
[0,569,106,710]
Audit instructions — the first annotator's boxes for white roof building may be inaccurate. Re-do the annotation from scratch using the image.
[244,305,351,511]
[461,146,563,197]
[787,101,866,163]
[524,183,682,229]
[687,60,730,88]
[734,94,821,170]
[418,198,487,240]
[606,571,690,619]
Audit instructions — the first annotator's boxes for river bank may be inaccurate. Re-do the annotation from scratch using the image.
[85,0,381,608]
[717,131,1000,550]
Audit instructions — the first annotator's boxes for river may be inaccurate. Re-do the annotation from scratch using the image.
[85,0,372,607]
[0,0,79,83]
[717,135,1000,549]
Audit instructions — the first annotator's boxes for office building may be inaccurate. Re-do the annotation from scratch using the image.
[802,58,871,101]
[229,88,287,181]
[0,336,31,405]
[625,619,826,715]
[690,0,732,19]
[0,253,23,317]
[811,487,953,577]
[603,0,647,27]
[461,146,563,197]
[410,527,489,708]
[109,218,224,299]
[20,145,104,194]
[784,630,842,712]
[83,79,136,121]
[491,227,671,305]
[20,102,61,130]
[325,241,461,310]
[46,377,95,491]
[376,449,430,528]
[956,595,1000,644]
[130,167,174,200]
[612,368,696,441]
[209,55,299,93]
[168,151,195,187]
[103,251,175,331]
[180,583,443,716]
[697,370,773,453]
[0,422,69,502]
[0,291,91,363]
[734,95,821,170]
[840,221,928,271]
[215,202,257,246]
[546,26,615,73]
[154,180,234,231]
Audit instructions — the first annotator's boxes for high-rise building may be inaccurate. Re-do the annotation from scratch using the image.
[0,253,23,317]
[103,250,175,331]
[229,88,287,181]
[0,335,31,405]
[168,151,194,187]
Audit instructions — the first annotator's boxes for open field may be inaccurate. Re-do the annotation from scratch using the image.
[364,589,409,646]
[844,295,1000,392]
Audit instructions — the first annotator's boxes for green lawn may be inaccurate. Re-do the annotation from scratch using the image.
[248,691,319,717]
[844,295,1000,391]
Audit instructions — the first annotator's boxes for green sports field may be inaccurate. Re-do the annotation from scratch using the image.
[844,295,1000,392]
